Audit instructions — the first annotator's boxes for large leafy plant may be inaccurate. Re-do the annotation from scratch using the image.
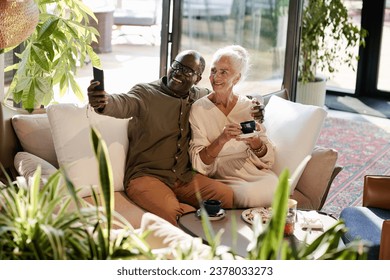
[3,0,101,112]
[298,0,368,84]
[0,128,152,260]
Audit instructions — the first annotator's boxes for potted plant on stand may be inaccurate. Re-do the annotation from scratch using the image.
[296,0,368,107]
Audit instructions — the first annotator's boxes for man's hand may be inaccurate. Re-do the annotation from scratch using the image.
[250,97,265,123]
[87,80,108,111]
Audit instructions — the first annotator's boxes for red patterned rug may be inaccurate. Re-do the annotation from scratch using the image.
[316,117,390,217]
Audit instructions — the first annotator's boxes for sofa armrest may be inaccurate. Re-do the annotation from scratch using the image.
[363,175,390,210]
[247,89,289,106]
[293,146,340,210]
[14,151,58,187]
[380,220,390,260]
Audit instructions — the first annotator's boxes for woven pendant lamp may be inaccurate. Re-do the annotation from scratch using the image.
[0,0,39,49]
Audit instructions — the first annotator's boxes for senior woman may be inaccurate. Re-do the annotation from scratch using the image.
[189,45,278,208]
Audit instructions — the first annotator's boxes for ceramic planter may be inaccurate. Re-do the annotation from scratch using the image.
[296,76,327,107]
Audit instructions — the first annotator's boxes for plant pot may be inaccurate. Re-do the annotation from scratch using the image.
[296,77,326,107]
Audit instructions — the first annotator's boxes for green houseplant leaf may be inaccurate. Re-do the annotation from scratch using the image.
[4,0,101,110]
[298,0,368,84]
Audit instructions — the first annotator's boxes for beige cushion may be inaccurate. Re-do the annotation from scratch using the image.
[11,114,58,168]
[264,96,327,193]
[14,151,58,187]
[46,104,129,198]
[293,147,338,210]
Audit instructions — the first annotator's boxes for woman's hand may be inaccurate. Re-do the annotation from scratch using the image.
[220,123,242,143]
[236,135,263,150]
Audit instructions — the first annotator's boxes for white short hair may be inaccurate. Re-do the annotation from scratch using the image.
[212,45,250,83]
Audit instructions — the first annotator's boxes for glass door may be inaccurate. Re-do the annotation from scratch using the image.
[161,0,298,97]
[378,0,390,92]
[326,0,390,100]
[326,0,364,94]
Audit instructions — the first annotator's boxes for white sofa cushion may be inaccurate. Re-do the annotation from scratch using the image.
[12,113,58,167]
[46,104,129,198]
[263,96,327,193]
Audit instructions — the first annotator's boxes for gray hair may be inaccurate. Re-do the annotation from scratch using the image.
[212,45,250,83]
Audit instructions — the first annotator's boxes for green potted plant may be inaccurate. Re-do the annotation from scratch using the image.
[2,0,101,112]
[296,0,368,106]
[0,128,153,260]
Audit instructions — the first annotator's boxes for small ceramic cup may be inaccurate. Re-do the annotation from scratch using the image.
[240,120,256,134]
[202,199,222,216]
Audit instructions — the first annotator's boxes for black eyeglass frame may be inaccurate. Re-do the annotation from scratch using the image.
[171,60,201,77]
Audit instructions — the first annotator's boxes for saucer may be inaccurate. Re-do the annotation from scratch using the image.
[196,208,226,221]
[237,131,260,139]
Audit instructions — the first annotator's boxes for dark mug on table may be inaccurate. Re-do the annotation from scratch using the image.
[202,199,222,216]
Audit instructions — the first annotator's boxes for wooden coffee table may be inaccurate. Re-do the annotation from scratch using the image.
[178,208,340,258]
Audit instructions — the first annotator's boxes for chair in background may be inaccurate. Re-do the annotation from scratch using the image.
[340,175,390,260]
[113,0,160,45]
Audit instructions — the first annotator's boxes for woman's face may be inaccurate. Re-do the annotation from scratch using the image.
[209,56,240,94]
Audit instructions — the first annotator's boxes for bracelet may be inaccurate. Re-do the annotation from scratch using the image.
[252,143,267,157]
[205,146,217,159]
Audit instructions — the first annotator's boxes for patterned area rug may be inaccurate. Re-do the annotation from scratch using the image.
[316,117,390,217]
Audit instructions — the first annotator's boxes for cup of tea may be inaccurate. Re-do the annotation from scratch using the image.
[284,199,298,236]
[202,199,222,216]
[240,120,256,134]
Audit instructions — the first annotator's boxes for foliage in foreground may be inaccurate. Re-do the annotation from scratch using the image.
[0,128,368,260]
[0,128,152,260]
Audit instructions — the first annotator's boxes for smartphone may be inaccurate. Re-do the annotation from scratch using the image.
[93,66,104,91]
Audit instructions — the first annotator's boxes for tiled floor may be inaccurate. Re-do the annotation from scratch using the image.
[326,107,390,132]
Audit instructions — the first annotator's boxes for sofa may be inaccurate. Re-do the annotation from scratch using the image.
[0,89,341,229]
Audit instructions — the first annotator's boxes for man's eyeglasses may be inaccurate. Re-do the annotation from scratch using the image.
[170,60,201,77]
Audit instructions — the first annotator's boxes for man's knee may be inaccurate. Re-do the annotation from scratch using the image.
[215,184,234,208]
[204,179,234,208]
[152,206,182,226]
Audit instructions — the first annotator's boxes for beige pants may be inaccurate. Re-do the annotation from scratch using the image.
[126,173,234,226]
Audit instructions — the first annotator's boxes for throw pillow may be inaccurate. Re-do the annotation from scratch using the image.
[14,151,58,187]
[12,113,58,167]
[294,147,338,210]
[263,95,327,193]
[46,104,129,198]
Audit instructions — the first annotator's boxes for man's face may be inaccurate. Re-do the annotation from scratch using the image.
[167,53,202,97]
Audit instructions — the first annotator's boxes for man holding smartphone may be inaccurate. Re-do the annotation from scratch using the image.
[87,50,233,226]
